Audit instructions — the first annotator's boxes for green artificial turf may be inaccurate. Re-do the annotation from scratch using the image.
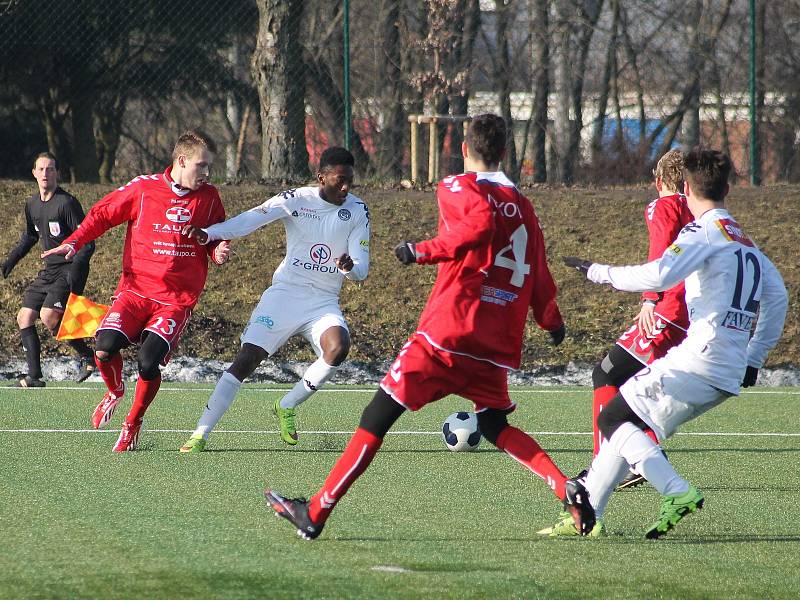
[1,384,799,599]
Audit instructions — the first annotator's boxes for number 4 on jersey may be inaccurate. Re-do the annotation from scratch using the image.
[494,224,530,287]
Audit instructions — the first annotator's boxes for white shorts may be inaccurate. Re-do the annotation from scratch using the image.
[620,360,734,441]
[240,283,348,356]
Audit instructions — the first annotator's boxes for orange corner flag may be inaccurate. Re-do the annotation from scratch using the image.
[55,293,109,341]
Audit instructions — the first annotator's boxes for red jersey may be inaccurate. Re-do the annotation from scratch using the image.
[65,167,226,308]
[414,171,563,369]
[641,193,693,328]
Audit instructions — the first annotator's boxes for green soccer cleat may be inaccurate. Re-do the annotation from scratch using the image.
[179,434,207,453]
[645,485,704,539]
[273,398,299,446]
[538,511,606,538]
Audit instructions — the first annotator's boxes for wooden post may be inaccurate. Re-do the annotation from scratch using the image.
[428,118,437,183]
[410,118,418,185]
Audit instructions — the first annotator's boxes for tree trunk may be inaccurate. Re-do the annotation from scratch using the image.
[95,95,125,184]
[531,0,549,183]
[378,0,404,178]
[590,0,618,163]
[552,2,571,183]
[495,0,518,180]
[251,0,310,182]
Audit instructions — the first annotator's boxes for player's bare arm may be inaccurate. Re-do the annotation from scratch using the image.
[334,253,354,273]
[181,224,209,244]
[41,243,76,261]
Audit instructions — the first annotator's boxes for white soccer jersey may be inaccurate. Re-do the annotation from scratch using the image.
[203,186,370,296]
[587,208,787,393]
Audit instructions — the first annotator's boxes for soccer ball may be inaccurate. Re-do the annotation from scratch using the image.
[442,411,481,452]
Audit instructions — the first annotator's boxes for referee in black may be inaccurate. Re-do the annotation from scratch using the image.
[2,152,96,387]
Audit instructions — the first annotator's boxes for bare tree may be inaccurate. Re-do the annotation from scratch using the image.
[251,0,310,182]
[530,0,550,183]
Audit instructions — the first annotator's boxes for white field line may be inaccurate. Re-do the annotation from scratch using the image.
[1,386,798,395]
[1,428,798,437]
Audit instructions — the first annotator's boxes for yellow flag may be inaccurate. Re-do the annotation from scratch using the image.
[55,293,110,341]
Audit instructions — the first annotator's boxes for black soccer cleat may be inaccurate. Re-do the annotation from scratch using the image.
[14,375,45,388]
[264,489,324,540]
[563,477,596,536]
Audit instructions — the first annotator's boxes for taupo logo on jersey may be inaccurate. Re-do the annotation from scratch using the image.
[153,206,192,233]
[488,194,520,218]
[166,206,192,223]
[338,208,351,221]
[291,243,339,274]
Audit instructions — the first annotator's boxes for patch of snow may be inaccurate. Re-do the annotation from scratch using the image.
[1,356,798,387]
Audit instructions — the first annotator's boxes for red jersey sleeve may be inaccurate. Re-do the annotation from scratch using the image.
[65,183,138,251]
[526,209,564,331]
[414,175,495,265]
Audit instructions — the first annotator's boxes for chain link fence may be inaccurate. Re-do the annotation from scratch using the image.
[1,1,799,185]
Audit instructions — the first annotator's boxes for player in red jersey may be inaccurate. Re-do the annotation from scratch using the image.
[265,114,595,540]
[585,150,693,491]
[41,130,230,452]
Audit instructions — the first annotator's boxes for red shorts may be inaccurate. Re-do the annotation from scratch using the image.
[379,333,515,413]
[97,291,192,364]
[615,317,687,365]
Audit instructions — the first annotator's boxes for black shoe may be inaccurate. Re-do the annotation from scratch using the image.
[264,489,324,540]
[563,478,596,536]
[77,357,95,383]
[14,375,45,388]
[615,470,647,491]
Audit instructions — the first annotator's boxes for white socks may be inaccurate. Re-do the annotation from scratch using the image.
[609,422,689,496]
[279,358,338,409]
[584,448,631,519]
[194,371,242,438]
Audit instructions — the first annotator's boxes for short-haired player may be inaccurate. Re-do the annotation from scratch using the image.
[42,130,230,451]
[554,148,788,537]
[264,114,583,541]
[179,146,370,452]
[588,149,694,491]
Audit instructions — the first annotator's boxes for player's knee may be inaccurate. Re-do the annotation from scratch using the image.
[597,394,629,440]
[228,343,266,381]
[592,355,615,388]
[137,355,161,381]
[358,388,404,438]
[321,335,350,366]
[476,409,508,445]
[323,342,349,366]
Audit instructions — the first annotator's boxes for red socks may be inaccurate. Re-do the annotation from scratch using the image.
[125,375,161,424]
[309,427,382,524]
[96,353,125,396]
[592,385,618,456]
[496,426,567,501]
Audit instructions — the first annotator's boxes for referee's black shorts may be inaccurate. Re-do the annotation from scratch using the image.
[22,264,72,312]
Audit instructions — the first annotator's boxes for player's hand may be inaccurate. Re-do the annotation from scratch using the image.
[394,241,417,265]
[562,256,592,275]
[742,366,759,387]
[636,302,657,336]
[213,241,231,265]
[182,225,209,244]
[548,324,566,346]
[1,261,11,279]
[41,243,76,261]
[335,254,354,273]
